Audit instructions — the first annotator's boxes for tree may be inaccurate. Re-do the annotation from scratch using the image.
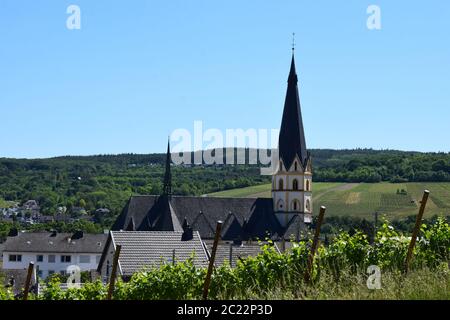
[78,199,87,208]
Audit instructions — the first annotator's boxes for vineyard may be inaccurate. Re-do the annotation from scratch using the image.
[1,217,448,300]
[209,182,450,219]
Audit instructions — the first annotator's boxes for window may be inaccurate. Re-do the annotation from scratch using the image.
[293,179,299,190]
[278,179,284,190]
[48,270,55,276]
[60,270,66,276]
[306,199,311,211]
[48,255,55,263]
[291,200,300,211]
[79,255,90,263]
[37,255,43,262]
[294,162,298,171]
[8,254,22,262]
[61,255,71,263]
[37,270,43,278]
[277,199,284,211]
[306,180,310,191]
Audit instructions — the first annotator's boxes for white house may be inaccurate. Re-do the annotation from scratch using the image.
[2,230,107,279]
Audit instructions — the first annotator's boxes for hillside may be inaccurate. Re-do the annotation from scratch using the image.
[208,182,450,219]
[0,149,449,227]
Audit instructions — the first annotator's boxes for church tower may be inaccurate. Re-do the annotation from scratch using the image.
[272,53,312,227]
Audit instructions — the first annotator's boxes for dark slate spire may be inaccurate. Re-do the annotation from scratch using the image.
[162,139,172,196]
[278,54,308,170]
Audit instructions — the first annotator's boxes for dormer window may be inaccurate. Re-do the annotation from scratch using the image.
[293,179,299,191]
[294,161,298,171]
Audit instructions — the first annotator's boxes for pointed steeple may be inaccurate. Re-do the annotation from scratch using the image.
[278,53,309,170]
[162,139,172,196]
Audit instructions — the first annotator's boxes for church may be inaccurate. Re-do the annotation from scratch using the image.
[111,53,313,242]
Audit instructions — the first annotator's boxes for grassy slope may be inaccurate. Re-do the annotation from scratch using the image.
[0,198,14,208]
[208,182,450,219]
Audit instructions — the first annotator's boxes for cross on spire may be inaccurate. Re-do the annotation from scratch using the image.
[292,32,295,53]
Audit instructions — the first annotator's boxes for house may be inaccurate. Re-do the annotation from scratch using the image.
[111,53,313,243]
[97,230,209,281]
[22,200,40,212]
[1,230,107,279]
[95,208,110,215]
[37,215,55,223]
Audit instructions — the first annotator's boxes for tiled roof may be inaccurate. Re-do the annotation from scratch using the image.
[110,231,208,275]
[2,232,107,254]
[112,195,306,241]
[208,242,281,268]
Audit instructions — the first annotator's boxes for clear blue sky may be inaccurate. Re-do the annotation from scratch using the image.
[0,0,449,158]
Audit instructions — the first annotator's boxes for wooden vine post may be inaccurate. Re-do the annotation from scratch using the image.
[23,262,35,300]
[106,244,122,300]
[304,206,326,283]
[203,220,223,300]
[405,190,430,274]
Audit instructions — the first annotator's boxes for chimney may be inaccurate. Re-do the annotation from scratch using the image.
[233,237,242,246]
[72,230,84,240]
[182,216,189,231]
[181,226,193,241]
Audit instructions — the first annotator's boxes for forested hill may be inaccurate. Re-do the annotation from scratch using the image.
[0,149,449,223]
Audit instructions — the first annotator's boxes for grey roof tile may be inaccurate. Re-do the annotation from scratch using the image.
[110,231,208,275]
[2,232,107,254]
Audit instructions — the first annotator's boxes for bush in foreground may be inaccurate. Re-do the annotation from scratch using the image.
[1,218,448,300]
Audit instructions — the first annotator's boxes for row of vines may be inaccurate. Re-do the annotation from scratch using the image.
[1,217,449,300]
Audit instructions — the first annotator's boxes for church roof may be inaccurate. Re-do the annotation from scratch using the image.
[111,195,307,241]
[278,54,309,170]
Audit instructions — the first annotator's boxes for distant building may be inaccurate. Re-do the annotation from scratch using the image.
[37,215,55,224]
[2,231,107,279]
[95,208,110,216]
[97,230,208,281]
[22,200,40,212]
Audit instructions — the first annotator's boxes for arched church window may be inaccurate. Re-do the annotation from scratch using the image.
[292,200,298,211]
[278,179,284,190]
[306,199,311,211]
[293,179,299,190]
[306,180,310,191]
[277,199,284,211]
[294,161,298,171]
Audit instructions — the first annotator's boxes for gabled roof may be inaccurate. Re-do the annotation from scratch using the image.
[278,54,309,170]
[112,195,288,241]
[139,195,182,231]
[282,214,309,241]
[2,232,107,254]
[108,231,208,275]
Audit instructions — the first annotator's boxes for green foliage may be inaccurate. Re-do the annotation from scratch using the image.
[1,150,448,230]
[0,274,13,300]
[114,259,206,300]
[29,218,449,300]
